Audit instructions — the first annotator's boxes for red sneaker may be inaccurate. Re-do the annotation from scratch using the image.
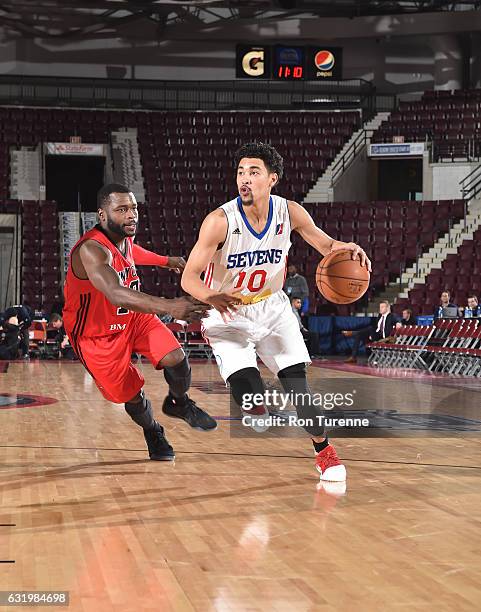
[315,444,346,482]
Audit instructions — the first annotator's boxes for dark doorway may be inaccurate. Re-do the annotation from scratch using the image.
[46,155,105,212]
[377,158,423,200]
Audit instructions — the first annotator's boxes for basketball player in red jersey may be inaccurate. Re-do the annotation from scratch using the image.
[63,183,216,461]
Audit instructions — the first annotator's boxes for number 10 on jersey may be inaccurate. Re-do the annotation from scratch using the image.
[234,269,267,292]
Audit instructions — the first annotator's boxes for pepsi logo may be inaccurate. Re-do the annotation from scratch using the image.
[315,50,335,71]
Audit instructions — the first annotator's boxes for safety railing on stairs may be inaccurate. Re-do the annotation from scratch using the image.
[459,165,480,229]
[460,164,481,201]
[330,128,372,186]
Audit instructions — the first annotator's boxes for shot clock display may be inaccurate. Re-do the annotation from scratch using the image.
[273,45,305,80]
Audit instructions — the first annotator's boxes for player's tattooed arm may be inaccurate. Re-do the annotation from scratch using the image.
[182,210,241,314]
[78,241,207,319]
[288,201,371,271]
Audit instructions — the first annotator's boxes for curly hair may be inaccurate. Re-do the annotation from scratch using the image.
[234,142,284,181]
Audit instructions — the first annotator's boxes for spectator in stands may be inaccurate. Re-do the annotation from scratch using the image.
[434,290,457,319]
[291,296,321,358]
[48,313,76,360]
[342,300,396,363]
[284,264,309,315]
[0,312,21,360]
[459,295,481,318]
[396,308,416,328]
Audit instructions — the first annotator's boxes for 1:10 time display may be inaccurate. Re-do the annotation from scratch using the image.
[276,65,304,79]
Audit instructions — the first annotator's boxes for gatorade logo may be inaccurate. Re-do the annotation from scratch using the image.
[242,49,265,77]
[315,50,335,73]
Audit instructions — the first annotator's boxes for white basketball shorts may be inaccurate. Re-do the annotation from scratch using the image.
[202,290,311,381]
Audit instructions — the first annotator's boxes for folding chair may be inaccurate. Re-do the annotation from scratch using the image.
[428,320,465,372]
[368,325,435,370]
[386,326,420,368]
[465,327,481,377]
[367,325,405,367]
[464,327,481,376]
[437,320,479,375]
[166,322,187,348]
[391,326,432,369]
[184,321,212,359]
[28,321,47,358]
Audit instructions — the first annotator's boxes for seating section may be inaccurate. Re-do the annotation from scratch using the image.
[0,199,20,214]
[0,194,466,313]
[295,199,465,315]
[0,106,115,311]
[134,110,360,298]
[0,107,114,200]
[1,107,361,310]
[139,111,360,207]
[397,227,481,316]
[20,200,62,312]
[372,89,481,161]
[2,103,479,314]
[0,199,62,311]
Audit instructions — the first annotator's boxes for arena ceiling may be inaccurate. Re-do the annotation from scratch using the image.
[0,1,480,39]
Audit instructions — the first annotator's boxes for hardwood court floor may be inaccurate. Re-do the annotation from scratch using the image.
[1,359,481,612]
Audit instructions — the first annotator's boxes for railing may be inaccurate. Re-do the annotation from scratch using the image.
[431,139,481,163]
[330,128,372,186]
[0,74,376,112]
[460,163,481,201]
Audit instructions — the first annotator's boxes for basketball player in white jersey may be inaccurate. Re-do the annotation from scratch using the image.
[182,142,370,482]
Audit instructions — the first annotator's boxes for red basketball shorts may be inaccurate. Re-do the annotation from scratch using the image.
[69,313,181,404]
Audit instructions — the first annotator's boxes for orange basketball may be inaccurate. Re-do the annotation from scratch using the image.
[316,249,370,304]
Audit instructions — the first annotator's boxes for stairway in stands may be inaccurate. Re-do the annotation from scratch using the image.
[111,128,145,202]
[304,111,390,204]
[368,198,481,314]
[10,146,41,200]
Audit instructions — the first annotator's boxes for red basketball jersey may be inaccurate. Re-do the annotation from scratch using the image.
[63,226,140,338]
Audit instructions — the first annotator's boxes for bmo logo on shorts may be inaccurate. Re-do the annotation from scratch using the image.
[236,45,271,79]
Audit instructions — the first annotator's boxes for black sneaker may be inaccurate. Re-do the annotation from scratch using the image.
[162,395,217,431]
[143,422,175,461]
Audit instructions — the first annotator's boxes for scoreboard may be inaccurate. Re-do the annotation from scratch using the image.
[273,45,305,80]
[236,45,342,80]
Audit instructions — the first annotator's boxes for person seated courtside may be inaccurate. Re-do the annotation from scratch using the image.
[395,307,416,329]
[342,300,396,363]
[458,295,481,318]
[434,290,457,319]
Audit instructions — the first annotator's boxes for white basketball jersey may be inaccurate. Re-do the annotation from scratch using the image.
[204,194,291,304]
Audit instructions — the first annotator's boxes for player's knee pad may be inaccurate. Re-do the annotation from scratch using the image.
[277,362,310,405]
[163,357,191,398]
[227,367,265,408]
[277,363,325,437]
[125,391,155,430]
[277,362,307,383]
